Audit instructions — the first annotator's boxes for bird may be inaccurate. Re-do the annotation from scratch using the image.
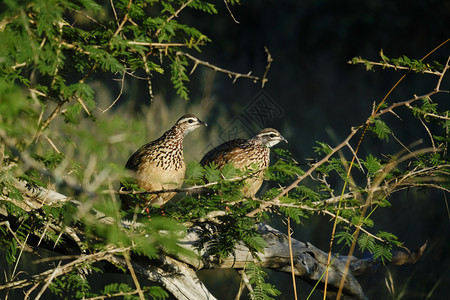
[200,128,287,198]
[120,114,207,210]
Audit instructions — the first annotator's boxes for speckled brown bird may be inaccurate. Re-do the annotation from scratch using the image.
[200,128,287,197]
[120,114,206,209]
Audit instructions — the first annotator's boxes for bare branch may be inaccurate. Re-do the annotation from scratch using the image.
[177,50,271,86]
[261,46,273,88]
[436,55,450,90]
[223,0,240,24]
[99,71,125,113]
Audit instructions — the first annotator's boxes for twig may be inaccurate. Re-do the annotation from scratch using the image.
[24,283,40,300]
[127,41,199,47]
[444,192,450,220]
[334,52,448,298]
[223,0,240,24]
[11,231,31,283]
[419,117,436,152]
[109,0,119,25]
[84,289,152,300]
[99,71,125,113]
[33,255,82,264]
[322,210,385,242]
[123,69,148,80]
[115,172,258,196]
[287,218,298,300]
[75,95,91,116]
[43,135,61,153]
[33,101,65,140]
[113,0,133,37]
[178,51,262,84]
[124,252,145,300]
[421,111,450,121]
[113,0,133,36]
[345,140,364,174]
[69,8,106,29]
[141,52,154,103]
[436,55,450,90]
[261,46,272,88]
[34,261,62,300]
[350,58,442,75]
[238,270,253,294]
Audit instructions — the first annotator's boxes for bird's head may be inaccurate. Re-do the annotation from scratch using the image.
[176,114,207,136]
[254,128,287,147]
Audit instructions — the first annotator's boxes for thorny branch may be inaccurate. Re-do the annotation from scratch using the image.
[333,54,450,300]
[177,49,273,87]
[115,172,258,196]
[248,56,450,218]
[350,58,443,75]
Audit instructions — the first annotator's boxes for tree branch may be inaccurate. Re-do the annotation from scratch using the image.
[177,49,272,87]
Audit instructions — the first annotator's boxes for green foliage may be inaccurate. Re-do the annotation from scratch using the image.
[313,141,333,155]
[278,205,307,224]
[99,283,169,300]
[372,242,393,263]
[358,233,376,253]
[185,161,205,185]
[369,118,392,141]
[197,215,266,259]
[221,162,240,179]
[363,154,382,175]
[0,0,218,123]
[49,271,92,299]
[268,148,304,183]
[246,263,281,300]
[32,150,65,170]
[336,230,353,247]
[203,163,222,182]
[170,55,190,100]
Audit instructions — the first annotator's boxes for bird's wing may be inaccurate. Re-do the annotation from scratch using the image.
[125,139,159,171]
[200,139,248,168]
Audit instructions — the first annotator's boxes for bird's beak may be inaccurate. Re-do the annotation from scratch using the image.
[200,120,208,127]
[281,135,288,143]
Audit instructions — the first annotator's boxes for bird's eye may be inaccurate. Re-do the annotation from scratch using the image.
[188,119,195,123]
[270,134,276,138]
